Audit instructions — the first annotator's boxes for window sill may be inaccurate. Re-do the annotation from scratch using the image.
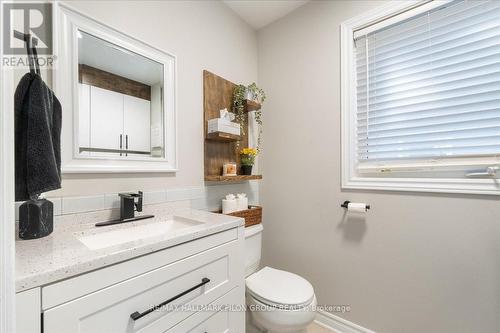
[342,176,500,196]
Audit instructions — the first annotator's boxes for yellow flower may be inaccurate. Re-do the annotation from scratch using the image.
[240,148,257,156]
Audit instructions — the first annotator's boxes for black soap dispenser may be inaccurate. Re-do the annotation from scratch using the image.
[19,198,54,240]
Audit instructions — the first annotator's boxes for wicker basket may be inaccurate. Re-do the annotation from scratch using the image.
[218,206,262,227]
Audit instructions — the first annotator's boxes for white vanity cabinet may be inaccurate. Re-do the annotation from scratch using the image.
[16,288,41,333]
[17,227,245,333]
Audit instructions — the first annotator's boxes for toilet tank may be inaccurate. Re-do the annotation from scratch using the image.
[244,224,263,277]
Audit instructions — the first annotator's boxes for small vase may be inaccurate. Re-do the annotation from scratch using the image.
[241,165,253,175]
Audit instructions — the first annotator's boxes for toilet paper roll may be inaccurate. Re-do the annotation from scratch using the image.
[236,197,248,211]
[347,202,367,213]
[222,199,238,214]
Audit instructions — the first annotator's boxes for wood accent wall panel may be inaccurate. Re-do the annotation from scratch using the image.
[79,64,151,101]
[204,70,249,178]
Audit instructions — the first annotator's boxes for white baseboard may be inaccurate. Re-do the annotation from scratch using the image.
[315,310,376,333]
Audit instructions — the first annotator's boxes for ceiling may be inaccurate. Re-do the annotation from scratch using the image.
[223,0,309,30]
[78,30,163,86]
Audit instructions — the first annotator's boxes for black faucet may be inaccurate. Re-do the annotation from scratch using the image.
[95,191,154,227]
[119,191,143,220]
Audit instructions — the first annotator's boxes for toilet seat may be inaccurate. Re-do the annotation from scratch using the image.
[246,267,315,310]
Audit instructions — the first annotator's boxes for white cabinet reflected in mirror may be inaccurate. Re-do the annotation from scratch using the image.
[56,4,177,173]
[78,31,164,159]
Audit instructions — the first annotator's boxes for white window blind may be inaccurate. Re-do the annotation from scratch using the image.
[355,0,500,170]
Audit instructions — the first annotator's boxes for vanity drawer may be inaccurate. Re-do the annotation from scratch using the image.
[42,228,238,309]
[164,287,244,333]
[43,239,242,333]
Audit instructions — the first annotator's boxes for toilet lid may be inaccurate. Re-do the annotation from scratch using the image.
[246,267,314,308]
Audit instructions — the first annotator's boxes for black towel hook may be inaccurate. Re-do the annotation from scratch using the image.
[13,30,40,75]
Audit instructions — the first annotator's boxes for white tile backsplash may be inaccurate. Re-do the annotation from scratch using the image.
[166,188,192,202]
[190,186,206,199]
[191,198,209,211]
[51,197,63,216]
[14,184,259,222]
[143,190,167,205]
[62,195,105,215]
[15,202,22,221]
[104,193,121,210]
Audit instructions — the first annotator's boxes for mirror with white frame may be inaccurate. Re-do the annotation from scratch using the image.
[56,4,177,173]
[78,31,165,159]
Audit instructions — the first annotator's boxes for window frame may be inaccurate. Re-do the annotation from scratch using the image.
[340,0,500,195]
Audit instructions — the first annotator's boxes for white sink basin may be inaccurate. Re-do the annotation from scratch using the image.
[77,217,203,250]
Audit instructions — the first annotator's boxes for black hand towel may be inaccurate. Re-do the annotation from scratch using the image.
[15,73,62,201]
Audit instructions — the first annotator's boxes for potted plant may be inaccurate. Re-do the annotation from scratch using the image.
[239,147,257,175]
[246,82,266,104]
[233,83,266,152]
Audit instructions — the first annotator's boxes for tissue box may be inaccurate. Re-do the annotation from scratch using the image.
[208,118,241,136]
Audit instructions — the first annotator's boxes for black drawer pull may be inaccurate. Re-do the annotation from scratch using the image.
[130,277,210,321]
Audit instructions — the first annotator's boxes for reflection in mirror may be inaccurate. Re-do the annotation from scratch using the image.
[77,30,164,159]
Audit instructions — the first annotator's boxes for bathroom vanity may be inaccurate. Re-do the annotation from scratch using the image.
[15,210,245,333]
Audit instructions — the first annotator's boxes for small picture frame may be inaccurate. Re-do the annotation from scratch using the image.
[223,162,237,176]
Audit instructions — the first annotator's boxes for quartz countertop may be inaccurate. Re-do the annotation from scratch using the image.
[15,209,244,292]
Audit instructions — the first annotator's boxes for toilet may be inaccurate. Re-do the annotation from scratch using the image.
[245,224,317,333]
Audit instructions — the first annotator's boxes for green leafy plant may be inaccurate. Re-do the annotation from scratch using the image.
[246,82,266,104]
[254,107,263,154]
[233,84,247,139]
[232,83,266,152]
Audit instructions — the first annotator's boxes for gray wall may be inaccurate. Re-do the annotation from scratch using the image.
[258,1,500,332]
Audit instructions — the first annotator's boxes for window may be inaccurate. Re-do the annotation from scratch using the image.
[341,0,500,195]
